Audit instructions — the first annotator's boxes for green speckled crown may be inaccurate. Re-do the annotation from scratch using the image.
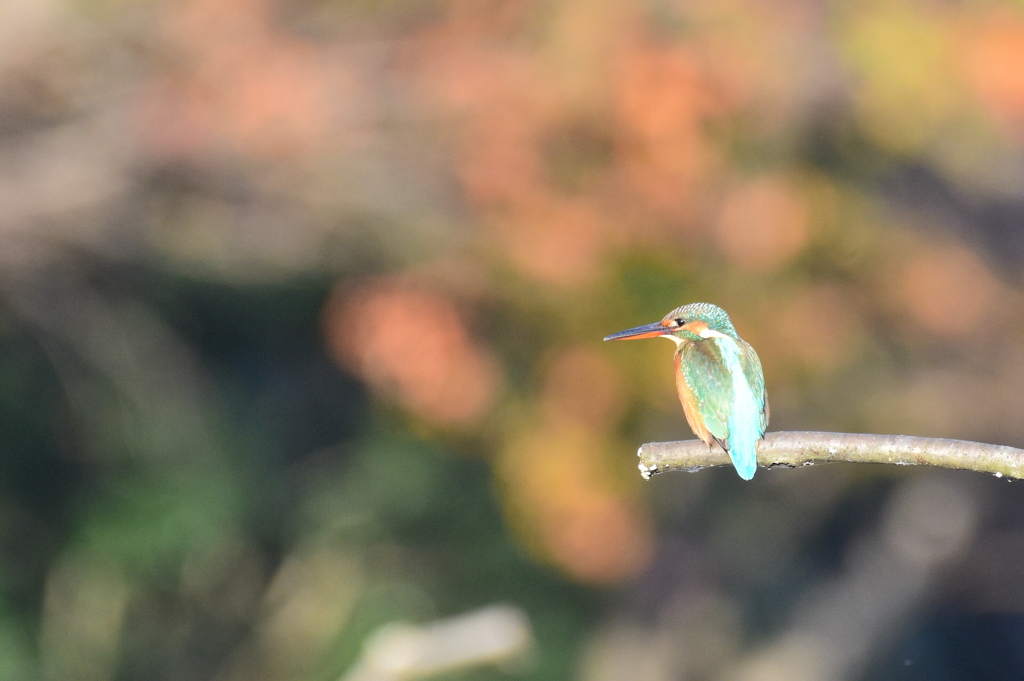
[663,303,738,338]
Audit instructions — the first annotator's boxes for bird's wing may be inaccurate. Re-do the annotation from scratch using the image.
[737,339,769,434]
[677,340,734,444]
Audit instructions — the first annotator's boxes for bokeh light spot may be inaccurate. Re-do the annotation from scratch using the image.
[492,198,605,287]
[897,244,1005,338]
[499,426,654,584]
[714,177,810,272]
[959,11,1024,140]
[769,286,860,372]
[323,279,503,426]
[541,346,626,427]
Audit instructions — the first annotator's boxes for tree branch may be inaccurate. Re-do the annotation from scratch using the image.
[637,431,1024,480]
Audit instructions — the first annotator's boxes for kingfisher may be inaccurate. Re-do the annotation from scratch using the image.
[604,303,768,480]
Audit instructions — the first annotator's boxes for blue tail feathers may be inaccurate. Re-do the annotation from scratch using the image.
[728,441,757,480]
[718,339,764,480]
[726,408,761,480]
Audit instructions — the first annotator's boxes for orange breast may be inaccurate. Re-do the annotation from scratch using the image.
[674,352,714,446]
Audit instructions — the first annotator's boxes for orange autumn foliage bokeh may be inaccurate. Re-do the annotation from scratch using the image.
[116,0,1024,589]
[959,10,1024,140]
[323,279,502,427]
[8,0,1024,676]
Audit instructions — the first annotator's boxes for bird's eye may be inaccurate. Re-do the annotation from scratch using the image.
[674,318,686,327]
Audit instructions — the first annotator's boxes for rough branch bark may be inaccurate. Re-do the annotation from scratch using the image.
[638,431,1024,480]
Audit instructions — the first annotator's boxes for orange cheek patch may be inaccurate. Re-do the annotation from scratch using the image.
[680,321,709,335]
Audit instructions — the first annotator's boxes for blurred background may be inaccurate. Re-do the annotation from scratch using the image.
[2,0,1024,679]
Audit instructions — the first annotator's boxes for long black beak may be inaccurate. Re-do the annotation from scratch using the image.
[603,321,669,341]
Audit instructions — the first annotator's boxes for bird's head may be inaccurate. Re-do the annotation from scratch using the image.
[604,302,739,345]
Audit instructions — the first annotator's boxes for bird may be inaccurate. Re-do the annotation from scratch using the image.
[604,302,768,480]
